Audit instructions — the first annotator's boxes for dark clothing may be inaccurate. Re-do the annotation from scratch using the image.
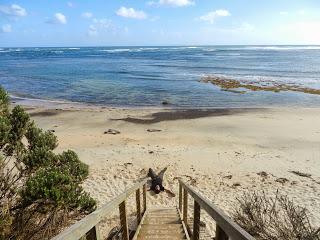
[148,168,167,192]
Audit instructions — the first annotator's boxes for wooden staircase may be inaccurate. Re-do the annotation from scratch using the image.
[135,207,188,240]
[52,178,254,240]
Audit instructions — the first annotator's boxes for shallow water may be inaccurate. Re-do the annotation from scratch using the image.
[0,45,320,108]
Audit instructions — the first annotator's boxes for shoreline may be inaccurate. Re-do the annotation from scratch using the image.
[10,93,320,112]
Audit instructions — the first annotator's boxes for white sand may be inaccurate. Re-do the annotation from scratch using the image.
[27,106,320,237]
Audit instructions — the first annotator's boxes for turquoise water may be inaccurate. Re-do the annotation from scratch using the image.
[0,46,320,108]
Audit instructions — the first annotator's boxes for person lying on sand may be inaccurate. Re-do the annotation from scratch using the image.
[147,167,175,197]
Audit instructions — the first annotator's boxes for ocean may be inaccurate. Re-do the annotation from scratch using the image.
[0,45,320,108]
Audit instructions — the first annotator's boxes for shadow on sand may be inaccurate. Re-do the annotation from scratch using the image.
[113,108,262,124]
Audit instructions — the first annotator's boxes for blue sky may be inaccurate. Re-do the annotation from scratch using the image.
[0,0,320,47]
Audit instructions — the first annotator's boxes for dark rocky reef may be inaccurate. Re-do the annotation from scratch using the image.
[200,75,320,95]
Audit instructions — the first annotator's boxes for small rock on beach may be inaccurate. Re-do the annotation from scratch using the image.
[147,129,162,132]
[104,129,121,135]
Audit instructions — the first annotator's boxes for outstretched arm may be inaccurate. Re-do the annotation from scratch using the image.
[164,189,176,197]
[158,167,168,180]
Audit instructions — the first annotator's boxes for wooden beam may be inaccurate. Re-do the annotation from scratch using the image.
[143,183,147,214]
[119,201,129,240]
[179,180,254,240]
[51,178,147,240]
[131,209,148,240]
[136,188,141,224]
[86,225,101,240]
[183,188,188,226]
[216,225,228,240]
[179,183,182,212]
[177,207,191,240]
[193,200,201,240]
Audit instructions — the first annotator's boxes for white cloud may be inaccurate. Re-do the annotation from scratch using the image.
[55,13,67,24]
[82,12,93,19]
[1,24,12,33]
[298,10,306,15]
[93,18,112,28]
[46,13,67,24]
[199,9,230,24]
[116,7,147,19]
[280,11,288,15]
[87,18,113,36]
[0,4,27,17]
[148,0,194,7]
[88,24,98,36]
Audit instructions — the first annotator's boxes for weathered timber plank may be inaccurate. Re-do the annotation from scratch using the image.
[51,178,147,240]
[193,200,201,240]
[179,180,254,240]
[216,225,228,240]
[183,189,188,226]
[136,188,141,224]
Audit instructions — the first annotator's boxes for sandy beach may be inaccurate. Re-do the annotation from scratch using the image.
[3,2,320,239]
[23,104,320,236]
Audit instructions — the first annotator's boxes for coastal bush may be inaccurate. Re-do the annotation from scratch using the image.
[233,191,320,240]
[0,86,96,240]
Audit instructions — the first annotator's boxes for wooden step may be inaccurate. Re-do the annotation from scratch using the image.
[137,232,186,240]
[135,207,188,240]
[143,219,181,224]
[139,227,184,235]
[146,213,179,217]
[148,208,178,212]
[140,224,183,231]
[144,216,181,224]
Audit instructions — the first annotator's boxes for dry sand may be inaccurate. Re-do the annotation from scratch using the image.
[24,104,320,237]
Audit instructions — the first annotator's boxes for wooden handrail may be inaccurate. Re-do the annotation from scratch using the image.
[179,180,255,240]
[52,177,254,240]
[52,178,148,240]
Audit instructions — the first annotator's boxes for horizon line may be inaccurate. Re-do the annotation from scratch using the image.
[1,44,320,48]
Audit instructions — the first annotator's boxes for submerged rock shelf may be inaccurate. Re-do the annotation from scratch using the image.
[200,75,320,95]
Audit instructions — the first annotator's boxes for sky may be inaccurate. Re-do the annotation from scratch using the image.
[0,0,320,47]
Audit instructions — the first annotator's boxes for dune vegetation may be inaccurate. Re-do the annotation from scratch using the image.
[0,87,96,240]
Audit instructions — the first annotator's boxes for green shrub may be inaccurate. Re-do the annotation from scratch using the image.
[21,168,95,212]
[56,150,89,181]
[0,86,96,240]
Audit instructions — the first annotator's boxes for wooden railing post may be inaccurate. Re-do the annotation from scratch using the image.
[193,200,201,240]
[143,183,147,214]
[178,180,254,240]
[86,225,101,240]
[179,182,182,212]
[183,188,188,226]
[119,201,129,240]
[136,188,141,224]
[51,178,148,240]
[216,225,228,240]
